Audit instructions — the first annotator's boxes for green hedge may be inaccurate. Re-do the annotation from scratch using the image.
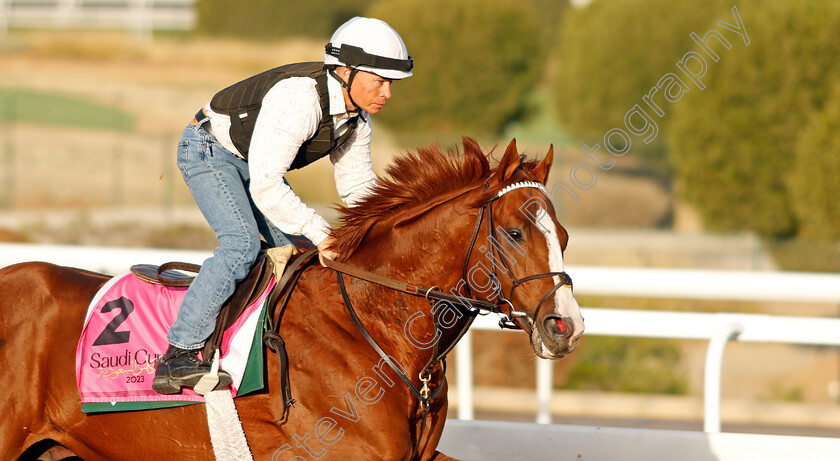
[552,0,728,146]
[565,337,687,395]
[196,0,554,136]
[366,0,546,135]
[0,88,133,131]
[789,80,840,241]
[667,1,840,238]
[196,0,373,39]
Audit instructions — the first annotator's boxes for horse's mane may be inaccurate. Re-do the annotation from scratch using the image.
[331,137,538,259]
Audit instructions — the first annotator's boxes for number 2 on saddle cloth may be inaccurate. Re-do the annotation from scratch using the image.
[75,251,284,413]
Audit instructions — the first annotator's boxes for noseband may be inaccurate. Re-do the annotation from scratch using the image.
[462,180,573,331]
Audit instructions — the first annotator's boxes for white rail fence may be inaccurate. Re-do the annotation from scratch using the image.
[459,266,840,431]
[2,243,840,434]
[0,0,196,39]
[460,309,840,432]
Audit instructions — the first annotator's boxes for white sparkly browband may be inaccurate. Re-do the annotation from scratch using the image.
[490,181,550,202]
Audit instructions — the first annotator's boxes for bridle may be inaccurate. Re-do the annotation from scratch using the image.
[325,179,574,334]
[329,179,573,459]
[267,178,574,460]
[462,179,574,332]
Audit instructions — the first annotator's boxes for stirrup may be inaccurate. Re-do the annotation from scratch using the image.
[194,349,223,395]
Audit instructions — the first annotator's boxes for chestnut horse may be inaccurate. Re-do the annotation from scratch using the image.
[0,138,584,461]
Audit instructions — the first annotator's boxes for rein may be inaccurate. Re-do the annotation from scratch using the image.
[322,256,485,461]
[324,179,573,329]
[264,179,573,460]
[322,257,498,313]
[321,179,573,460]
[335,271,446,461]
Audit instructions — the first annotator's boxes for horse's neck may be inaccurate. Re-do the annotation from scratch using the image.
[344,204,477,371]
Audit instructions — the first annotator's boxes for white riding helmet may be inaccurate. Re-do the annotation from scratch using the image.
[324,17,413,80]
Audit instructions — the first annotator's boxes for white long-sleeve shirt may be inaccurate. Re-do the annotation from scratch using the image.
[203,72,376,246]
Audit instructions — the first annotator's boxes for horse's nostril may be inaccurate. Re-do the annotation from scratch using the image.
[555,318,568,334]
[544,316,572,339]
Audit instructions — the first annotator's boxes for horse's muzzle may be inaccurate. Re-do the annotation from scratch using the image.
[532,315,581,359]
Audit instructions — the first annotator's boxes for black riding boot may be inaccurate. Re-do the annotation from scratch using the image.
[152,345,232,394]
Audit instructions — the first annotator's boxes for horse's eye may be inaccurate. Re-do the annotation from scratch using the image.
[506,228,524,242]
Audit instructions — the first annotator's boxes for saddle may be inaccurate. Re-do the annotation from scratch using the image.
[129,245,296,364]
[128,244,315,416]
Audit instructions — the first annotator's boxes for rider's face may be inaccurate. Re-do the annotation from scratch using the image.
[338,68,393,115]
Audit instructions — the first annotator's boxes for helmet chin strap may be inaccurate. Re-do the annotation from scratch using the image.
[328,67,361,112]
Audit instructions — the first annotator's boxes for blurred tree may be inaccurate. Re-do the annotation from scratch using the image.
[790,80,840,241]
[565,337,687,394]
[668,1,840,238]
[552,0,728,153]
[530,0,569,44]
[196,0,373,39]
[367,0,546,135]
[553,0,727,173]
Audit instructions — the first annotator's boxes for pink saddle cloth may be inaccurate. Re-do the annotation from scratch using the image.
[76,270,274,412]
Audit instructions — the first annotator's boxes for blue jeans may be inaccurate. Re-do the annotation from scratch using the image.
[168,122,292,349]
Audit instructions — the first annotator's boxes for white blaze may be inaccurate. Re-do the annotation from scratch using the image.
[535,208,581,329]
[496,182,583,357]
[536,208,564,283]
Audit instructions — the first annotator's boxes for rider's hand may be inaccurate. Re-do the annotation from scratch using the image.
[317,235,339,268]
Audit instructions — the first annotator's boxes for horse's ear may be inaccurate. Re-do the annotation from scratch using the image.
[495,138,521,182]
[532,144,554,185]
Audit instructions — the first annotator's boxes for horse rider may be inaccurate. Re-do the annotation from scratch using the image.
[153,17,413,394]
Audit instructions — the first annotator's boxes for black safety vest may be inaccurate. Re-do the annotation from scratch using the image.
[209,62,358,170]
